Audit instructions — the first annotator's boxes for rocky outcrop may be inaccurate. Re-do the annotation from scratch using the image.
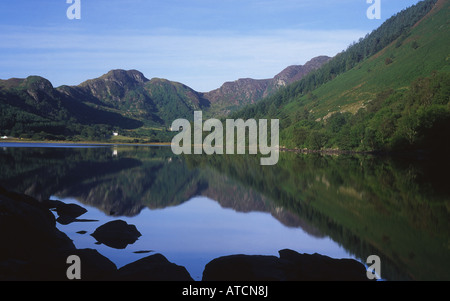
[77,69,150,101]
[113,253,194,281]
[272,55,332,88]
[202,249,369,281]
[203,78,271,106]
[0,186,76,280]
[202,55,332,115]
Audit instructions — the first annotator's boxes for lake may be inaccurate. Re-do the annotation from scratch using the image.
[0,142,448,280]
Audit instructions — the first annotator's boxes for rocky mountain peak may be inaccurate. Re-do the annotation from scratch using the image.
[24,76,54,91]
[100,69,149,85]
[274,55,332,86]
[203,55,332,116]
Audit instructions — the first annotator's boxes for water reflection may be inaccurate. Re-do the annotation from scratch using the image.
[0,143,448,280]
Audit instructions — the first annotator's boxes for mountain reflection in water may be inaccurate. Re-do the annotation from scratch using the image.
[0,143,448,280]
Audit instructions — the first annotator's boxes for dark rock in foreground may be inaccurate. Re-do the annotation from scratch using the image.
[112,253,194,281]
[0,187,191,281]
[0,188,75,260]
[30,248,118,281]
[91,219,142,249]
[1,186,370,281]
[0,187,75,280]
[202,249,370,281]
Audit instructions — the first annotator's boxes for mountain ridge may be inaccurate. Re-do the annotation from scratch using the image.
[0,55,328,141]
[202,55,331,116]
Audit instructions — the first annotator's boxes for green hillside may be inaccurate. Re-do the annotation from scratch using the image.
[231,0,449,153]
[0,70,209,143]
[0,76,145,141]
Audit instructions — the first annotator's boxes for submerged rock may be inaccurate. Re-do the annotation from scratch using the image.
[91,219,142,249]
[55,203,88,219]
[54,202,88,225]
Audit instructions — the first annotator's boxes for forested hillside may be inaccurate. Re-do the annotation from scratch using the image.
[231,0,449,153]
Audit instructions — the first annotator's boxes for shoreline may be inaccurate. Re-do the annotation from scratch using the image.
[0,139,436,159]
[0,139,172,147]
[0,141,365,154]
[279,147,373,155]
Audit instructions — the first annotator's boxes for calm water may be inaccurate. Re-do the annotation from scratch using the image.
[0,143,449,280]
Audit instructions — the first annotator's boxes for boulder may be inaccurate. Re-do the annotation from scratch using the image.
[14,248,118,281]
[91,220,141,249]
[278,249,369,281]
[0,189,75,260]
[114,253,194,281]
[202,249,370,281]
[0,187,118,281]
[202,254,285,281]
[60,248,118,281]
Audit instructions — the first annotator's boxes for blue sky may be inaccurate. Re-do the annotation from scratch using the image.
[0,0,422,91]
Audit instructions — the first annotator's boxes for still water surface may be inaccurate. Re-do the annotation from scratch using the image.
[0,143,448,280]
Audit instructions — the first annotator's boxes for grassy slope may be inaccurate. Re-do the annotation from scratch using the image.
[279,0,449,147]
